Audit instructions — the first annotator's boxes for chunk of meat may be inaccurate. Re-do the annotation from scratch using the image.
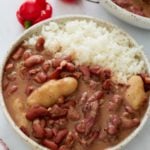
[77,91,102,135]
[27,77,78,107]
[67,106,80,121]
[125,75,147,110]
[83,91,103,113]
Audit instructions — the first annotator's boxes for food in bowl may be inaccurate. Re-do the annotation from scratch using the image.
[2,20,150,150]
[112,0,150,17]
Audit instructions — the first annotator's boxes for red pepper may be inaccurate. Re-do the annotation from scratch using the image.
[16,0,53,29]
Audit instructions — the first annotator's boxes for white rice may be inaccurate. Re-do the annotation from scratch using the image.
[25,20,146,83]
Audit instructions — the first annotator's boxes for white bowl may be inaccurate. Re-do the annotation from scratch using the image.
[0,15,150,150]
[100,0,150,29]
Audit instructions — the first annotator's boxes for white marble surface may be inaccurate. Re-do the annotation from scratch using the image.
[0,0,150,150]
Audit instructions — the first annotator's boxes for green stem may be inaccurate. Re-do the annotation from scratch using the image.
[24,20,32,29]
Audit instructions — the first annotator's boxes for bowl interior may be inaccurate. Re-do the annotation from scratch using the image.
[0,15,150,150]
[100,0,150,29]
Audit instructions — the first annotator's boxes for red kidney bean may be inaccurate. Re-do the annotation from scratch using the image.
[52,58,62,68]
[65,62,75,72]
[89,65,101,75]
[67,107,80,121]
[144,76,150,84]
[5,63,14,72]
[34,72,47,83]
[12,47,25,60]
[42,60,51,72]
[45,128,53,139]
[48,105,68,118]
[35,37,45,51]
[20,126,29,137]
[32,119,45,139]
[99,68,111,80]
[23,50,32,60]
[24,55,44,68]
[42,139,58,150]
[102,79,112,90]
[140,73,150,91]
[54,129,68,144]
[79,65,90,80]
[9,85,18,93]
[26,105,49,121]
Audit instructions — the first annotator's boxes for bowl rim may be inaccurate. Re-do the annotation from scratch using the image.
[100,0,150,29]
[0,14,150,150]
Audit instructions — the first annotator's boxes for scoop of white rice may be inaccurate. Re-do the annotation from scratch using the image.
[25,20,146,83]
